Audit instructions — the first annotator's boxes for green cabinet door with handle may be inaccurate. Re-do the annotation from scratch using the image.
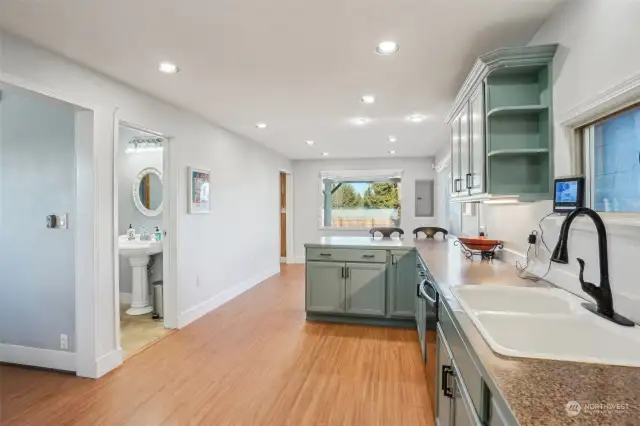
[306,261,346,313]
[345,262,386,317]
[388,250,417,318]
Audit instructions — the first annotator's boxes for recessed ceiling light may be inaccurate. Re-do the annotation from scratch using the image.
[350,117,371,126]
[255,123,268,129]
[360,95,376,104]
[305,140,315,146]
[158,61,179,74]
[375,41,399,56]
[321,152,330,157]
[389,150,397,155]
[406,114,427,123]
[388,135,397,143]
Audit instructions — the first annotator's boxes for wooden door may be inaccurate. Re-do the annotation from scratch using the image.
[280,172,286,259]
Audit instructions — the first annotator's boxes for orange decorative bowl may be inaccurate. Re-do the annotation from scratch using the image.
[457,237,503,252]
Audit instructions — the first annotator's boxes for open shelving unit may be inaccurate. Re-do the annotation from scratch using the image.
[485,63,554,199]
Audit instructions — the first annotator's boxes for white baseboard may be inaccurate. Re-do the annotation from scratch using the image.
[289,255,306,264]
[177,267,280,328]
[119,292,132,305]
[93,348,123,378]
[0,343,76,372]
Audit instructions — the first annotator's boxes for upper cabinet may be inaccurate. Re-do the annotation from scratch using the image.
[447,44,557,202]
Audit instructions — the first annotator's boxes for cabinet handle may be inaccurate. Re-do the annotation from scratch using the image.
[341,267,345,278]
[466,173,472,189]
[345,267,349,279]
[362,254,375,259]
[441,365,454,398]
[320,253,332,257]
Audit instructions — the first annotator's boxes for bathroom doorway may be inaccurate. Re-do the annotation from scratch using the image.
[114,122,175,360]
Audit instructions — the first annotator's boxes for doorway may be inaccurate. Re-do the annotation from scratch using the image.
[114,122,175,360]
[279,170,293,264]
[280,171,287,262]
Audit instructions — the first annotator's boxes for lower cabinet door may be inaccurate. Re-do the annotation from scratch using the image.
[436,325,454,426]
[388,250,417,318]
[306,261,346,313]
[345,262,386,317]
[453,374,483,426]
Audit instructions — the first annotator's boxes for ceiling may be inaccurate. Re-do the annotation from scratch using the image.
[0,0,564,160]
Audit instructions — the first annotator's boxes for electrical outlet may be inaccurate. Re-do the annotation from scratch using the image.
[60,334,68,350]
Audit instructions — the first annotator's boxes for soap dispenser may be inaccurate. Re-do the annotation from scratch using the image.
[154,226,162,241]
[127,224,135,240]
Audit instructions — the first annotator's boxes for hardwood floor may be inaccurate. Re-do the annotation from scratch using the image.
[0,265,434,426]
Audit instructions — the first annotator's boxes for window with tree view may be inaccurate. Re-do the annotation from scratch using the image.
[320,176,401,229]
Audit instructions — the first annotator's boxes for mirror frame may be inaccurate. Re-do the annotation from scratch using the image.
[133,167,163,217]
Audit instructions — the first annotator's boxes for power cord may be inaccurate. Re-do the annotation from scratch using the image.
[516,212,557,282]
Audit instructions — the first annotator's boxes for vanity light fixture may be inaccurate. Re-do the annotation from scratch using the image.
[255,123,268,129]
[350,117,371,126]
[125,136,164,154]
[375,41,399,56]
[388,135,397,143]
[360,95,376,104]
[305,140,315,146]
[406,113,427,123]
[158,61,179,74]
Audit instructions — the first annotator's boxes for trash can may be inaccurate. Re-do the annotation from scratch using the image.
[152,280,164,319]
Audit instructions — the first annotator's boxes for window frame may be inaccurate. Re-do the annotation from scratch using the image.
[318,175,403,231]
[580,101,640,215]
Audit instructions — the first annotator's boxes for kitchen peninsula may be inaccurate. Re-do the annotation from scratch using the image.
[304,236,640,426]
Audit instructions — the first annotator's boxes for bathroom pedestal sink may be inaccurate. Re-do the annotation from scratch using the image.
[119,236,162,315]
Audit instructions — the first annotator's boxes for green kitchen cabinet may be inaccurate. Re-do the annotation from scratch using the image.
[468,84,486,196]
[446,44,557,202]
[306,261,346,313]
[388,250,417,318]
[345,263,386,317]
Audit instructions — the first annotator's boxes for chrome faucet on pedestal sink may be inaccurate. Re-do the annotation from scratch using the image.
[550,207,634,326]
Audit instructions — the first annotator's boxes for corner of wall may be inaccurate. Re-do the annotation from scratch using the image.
[177,266,281,328]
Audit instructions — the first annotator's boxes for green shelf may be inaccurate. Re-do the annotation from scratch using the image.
[488,148,549,157]
[487,105,548,117]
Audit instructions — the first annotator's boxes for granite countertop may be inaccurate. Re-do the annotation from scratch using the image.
[414,238,640,426]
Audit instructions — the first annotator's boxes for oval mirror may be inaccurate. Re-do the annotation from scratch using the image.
[133,167,163,217]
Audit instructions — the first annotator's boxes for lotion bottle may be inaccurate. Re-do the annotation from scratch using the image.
[127,224,135,240]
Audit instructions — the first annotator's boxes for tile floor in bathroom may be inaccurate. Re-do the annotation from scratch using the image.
[119,305,174,359]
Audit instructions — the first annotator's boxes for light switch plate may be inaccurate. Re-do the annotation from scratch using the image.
[59,214,68,229]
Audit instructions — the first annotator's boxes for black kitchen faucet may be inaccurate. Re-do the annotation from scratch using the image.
[551,207,634,326]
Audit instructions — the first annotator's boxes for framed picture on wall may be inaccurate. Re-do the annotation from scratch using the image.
[188,167,211,214]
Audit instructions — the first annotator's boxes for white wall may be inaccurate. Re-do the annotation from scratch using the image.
[0,86,76,352]
[0,30,290,375]
[477,0,640,323]
[292,157,439,260]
